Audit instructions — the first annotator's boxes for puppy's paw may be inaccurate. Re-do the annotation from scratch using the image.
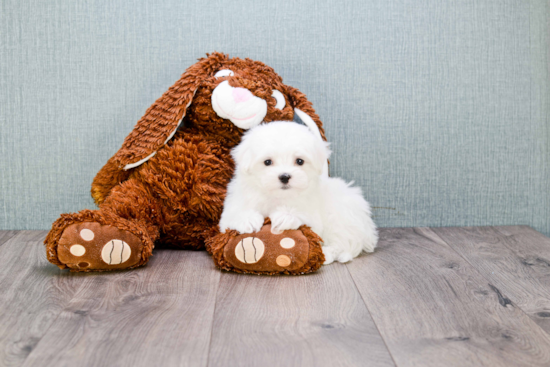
[270,210,304,235]
[337,252,353,263]
[322,246,353,264]
[322,247,336,265]
[220,211,265,234]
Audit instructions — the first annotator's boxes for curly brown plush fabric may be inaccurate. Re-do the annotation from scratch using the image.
[45,52,326,274]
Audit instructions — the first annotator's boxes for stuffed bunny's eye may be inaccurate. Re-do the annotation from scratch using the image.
[215,69,234,78]
[272,90,286,110]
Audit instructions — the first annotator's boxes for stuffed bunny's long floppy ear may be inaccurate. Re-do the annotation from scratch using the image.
[91,53,227,205]
[115,54,226,169]
[287,86,329,176]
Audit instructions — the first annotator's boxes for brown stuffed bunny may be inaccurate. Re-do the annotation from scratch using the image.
[45,52,326,274]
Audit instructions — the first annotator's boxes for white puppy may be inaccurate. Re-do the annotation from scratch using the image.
[219,121,378,264]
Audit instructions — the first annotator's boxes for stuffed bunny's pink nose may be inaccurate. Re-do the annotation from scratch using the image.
[232,88,253,103]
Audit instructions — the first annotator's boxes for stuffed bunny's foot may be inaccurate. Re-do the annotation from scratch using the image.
[207,223,325,275]
[56,222,146,271]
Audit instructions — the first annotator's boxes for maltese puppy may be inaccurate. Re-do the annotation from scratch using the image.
[219,121,378,264]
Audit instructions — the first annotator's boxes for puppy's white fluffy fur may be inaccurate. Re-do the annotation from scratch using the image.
[219,121,378,264]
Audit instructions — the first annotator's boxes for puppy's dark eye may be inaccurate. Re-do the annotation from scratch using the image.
[264,159,272,166]
[296,158,304,166]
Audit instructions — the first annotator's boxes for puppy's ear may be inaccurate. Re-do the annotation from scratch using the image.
[230,139,254,173]
[310,139,332,174]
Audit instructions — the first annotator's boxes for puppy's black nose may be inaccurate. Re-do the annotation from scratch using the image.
[279,173,291,184]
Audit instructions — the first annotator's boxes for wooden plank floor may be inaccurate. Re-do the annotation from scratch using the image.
[1,226,549,367]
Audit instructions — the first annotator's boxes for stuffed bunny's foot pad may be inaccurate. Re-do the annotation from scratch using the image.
[224,224,310,273]
[57,222,145,271]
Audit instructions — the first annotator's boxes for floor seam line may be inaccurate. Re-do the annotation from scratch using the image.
[344,262,399,367]
[204,269,222,367]
[0,230,21,248]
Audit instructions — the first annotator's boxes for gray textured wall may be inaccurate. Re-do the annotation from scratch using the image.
[1,0,549,234]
